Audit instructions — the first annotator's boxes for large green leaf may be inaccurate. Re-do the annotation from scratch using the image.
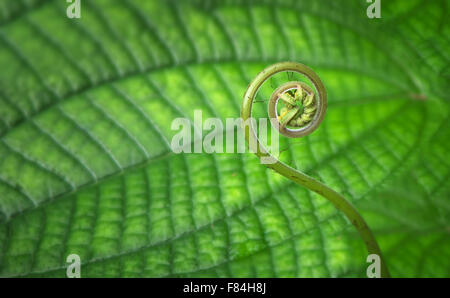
[0,0,448,277]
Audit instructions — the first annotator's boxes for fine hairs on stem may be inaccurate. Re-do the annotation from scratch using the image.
[241,61,390,278]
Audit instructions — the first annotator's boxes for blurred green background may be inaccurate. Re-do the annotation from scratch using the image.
[0,0,448,277]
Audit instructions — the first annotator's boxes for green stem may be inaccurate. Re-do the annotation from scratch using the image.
[241,61,390,278]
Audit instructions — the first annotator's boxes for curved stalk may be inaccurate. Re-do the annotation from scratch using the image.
[241,61,390,278]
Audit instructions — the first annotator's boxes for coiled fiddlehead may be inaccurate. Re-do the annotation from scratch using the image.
[241,62,390,278]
